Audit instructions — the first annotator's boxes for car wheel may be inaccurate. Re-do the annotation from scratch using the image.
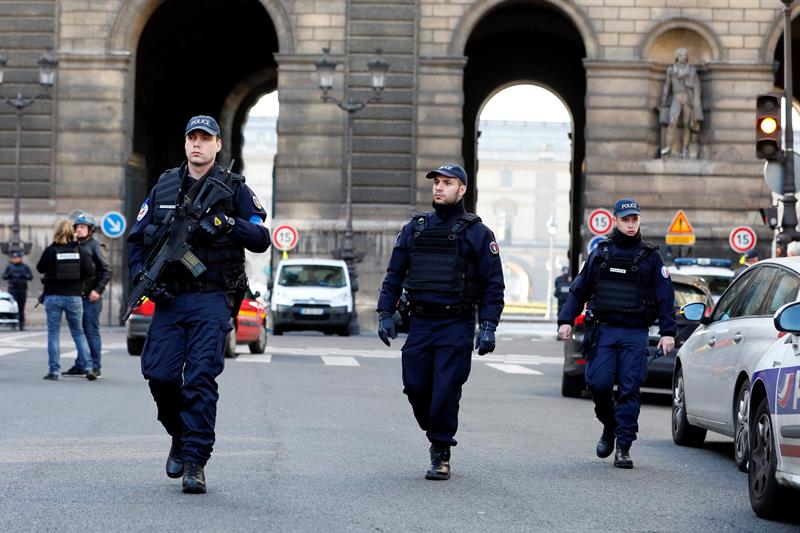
[672,367,707,446]
[748,396,790,519]
[249,324,267,354]
[224,328,237,358]
[734,380,751,472]
[127,337,144,356]
[272,325,283,336]
[561,373,584,398]
[338,326,351,337]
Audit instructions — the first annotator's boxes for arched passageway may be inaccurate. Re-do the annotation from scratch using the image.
[461,1,586,269]
[133,0,279,185]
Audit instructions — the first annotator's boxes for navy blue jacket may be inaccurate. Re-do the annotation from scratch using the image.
[127,163,271,279]
[557,233,677,337]
[3,262,33,290]
[377,202,505,324]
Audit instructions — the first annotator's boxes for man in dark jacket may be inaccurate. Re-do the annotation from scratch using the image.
[62,213,112,378]
[3,251,33,330]
[554,266,572,315]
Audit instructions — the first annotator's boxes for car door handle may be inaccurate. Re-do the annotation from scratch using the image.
[707,336,716,347]
[733,333,743,344]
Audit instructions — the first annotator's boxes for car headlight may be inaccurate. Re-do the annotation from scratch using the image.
[276,304,292,313]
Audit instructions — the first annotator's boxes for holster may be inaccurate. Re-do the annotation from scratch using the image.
[578,322,599,359]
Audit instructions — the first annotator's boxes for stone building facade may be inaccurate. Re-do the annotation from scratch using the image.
[0,0,795,324]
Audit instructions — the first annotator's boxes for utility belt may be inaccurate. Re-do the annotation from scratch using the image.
[409,303,475,319]
[164,279,226,294]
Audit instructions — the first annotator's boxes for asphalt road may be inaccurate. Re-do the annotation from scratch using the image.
[0,323,796,532]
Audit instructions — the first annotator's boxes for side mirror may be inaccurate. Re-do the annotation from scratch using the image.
[681,302,706,322]
[774,301,800,333]
[252,291,261,299]
[267,279,273,290]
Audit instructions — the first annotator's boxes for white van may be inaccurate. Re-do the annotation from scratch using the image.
[269,258,354,336]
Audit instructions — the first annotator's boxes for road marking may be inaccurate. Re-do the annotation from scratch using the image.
[235,354,272,364]
[321,356,360,367]
[485,363,543,375]
[0,331,46,342]
[0,348,25,357]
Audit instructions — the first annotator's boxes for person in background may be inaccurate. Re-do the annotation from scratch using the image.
[36,219,96,381]
[554,266,572,315]
[786,241,800,257]
[62,213,111,379]
[733,249,759,278]
[3,251,33,330]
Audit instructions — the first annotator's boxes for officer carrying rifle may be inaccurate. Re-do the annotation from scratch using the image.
[558,199,675,469]
[127,115,271,494]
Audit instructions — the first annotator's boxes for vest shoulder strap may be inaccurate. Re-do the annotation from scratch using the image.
[633,241,658,265]
[451,212,482,234]
[410,211,432,231]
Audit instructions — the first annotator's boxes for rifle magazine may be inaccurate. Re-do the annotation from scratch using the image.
[180,250,207,277]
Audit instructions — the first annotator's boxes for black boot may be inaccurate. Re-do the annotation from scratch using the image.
[425,445,451,480]
[596,426,615,458]
[614,444,633,469]
[61,365,85,376]
[166,440,184,479]
[182,462,207,494]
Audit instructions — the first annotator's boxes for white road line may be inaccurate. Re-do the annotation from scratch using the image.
[485,363,543,375]
[0,331,46,341]
[0,348,25,357]
[321,356,360,367]
[235,354,272,364]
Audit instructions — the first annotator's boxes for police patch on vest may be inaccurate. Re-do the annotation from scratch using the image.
[137,200,149,221]
[157,204,175,210]
[489,241,500,255]
[661,266,670,278]
[610,267,627,274]
[56,253,80,260]
[253,195,263,210]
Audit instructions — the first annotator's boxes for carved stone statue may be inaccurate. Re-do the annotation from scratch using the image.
[659,48,704,159]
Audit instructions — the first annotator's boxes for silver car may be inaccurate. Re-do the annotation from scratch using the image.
[672,258,800,472]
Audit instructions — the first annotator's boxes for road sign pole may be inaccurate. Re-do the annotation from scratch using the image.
[778,0,799,253]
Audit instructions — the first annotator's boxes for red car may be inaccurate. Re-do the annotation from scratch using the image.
[126,288,268,358]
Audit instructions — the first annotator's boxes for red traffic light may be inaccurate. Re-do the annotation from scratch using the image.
[756,94,781,160]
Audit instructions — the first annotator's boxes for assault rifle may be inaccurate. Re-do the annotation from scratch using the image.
[122,162,235,322]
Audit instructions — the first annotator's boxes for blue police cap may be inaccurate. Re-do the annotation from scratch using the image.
[614,198,641,217]
[744,249,759,259]
[185,115,220,137]
[426,163,468,185]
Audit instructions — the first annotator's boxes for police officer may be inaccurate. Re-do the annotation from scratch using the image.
[127,115,271,493]
[558,199,675,469]
[3,251,33,330]
[377,163,504,480]
[554,265,572,315]
[62,213,111,378]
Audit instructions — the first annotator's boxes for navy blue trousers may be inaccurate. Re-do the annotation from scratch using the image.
[141,292,231,466]
[585,326,648,448]
[401,315,474,447]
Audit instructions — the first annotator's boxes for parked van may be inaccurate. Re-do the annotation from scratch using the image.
[269,258,354,336]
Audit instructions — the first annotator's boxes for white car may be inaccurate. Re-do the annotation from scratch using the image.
[747,300,800,519]
[671,258,800,472]
[0,290,19,329]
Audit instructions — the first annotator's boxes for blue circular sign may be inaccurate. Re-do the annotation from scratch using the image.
[587,235,604,254]
[101,211,127,239]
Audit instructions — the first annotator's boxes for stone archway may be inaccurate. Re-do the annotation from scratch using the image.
[459,0,587,272]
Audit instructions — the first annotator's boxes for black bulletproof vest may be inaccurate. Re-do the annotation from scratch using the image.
[589,241,656,316]
[54,242,81,281]
[146,164,245,286]
[403,212,481,300]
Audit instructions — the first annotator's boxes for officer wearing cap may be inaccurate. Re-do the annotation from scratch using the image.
[377,163,504,480]
[127,114,271,493]
[557,198,676,469]
[62,212,111,379]
[734,248,759,278]
[3,250,33,330]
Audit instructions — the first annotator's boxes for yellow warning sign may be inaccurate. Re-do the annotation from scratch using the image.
[667,210,694,234]
[665,234,696,246]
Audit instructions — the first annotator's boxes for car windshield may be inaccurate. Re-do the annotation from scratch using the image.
[674,283,707,308]
[278,265,346,288]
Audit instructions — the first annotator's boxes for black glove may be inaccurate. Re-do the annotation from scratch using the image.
[377,311,397,347]
[197,212,234,240]
[474,320,497,356]
[148,283,175,305]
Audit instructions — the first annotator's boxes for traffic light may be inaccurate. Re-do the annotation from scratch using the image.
[756,93,781,160]
[760,206,779,230]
